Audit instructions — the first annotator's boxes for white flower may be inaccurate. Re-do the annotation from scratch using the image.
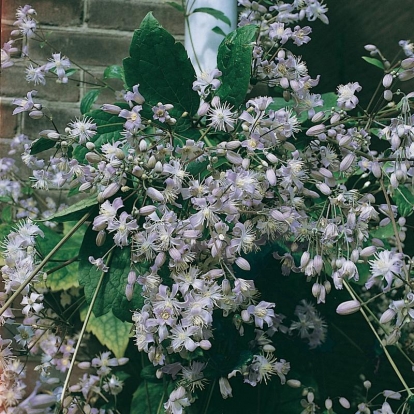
[366,250,404,291]
[207,97,236,132]
[68,116,97,144]
[164,386,191,414]
[337,82,362,110]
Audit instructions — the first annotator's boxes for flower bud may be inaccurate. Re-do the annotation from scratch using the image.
[339,397,350,409]
[380,308,396,324]
[128,271,137,285]
[125,283,134,301]
[225,151,243,165]
[101,104,122,114]
[226,141,242,150]
[199,339,211,350]
[139,205,157,215]
[311,111,325,123]
[306,124,326,136]
[266,168,277,186]
[265,152,278,164]
[146,187,164,202]
[360,246,376,257]
[330,113,341,124]
[336,300,361,315]
[86,152,101,163]
[382,73,393,88]
[287,379,301,388]
[102,182,120,199]
[235,256,251,271]
[96,230,106,247]
[384,89,393,101]
[383,390,401,400]
[29,110,44,119]
[325,398,333,410]
[340,153,355,172]
[219,377,233,399]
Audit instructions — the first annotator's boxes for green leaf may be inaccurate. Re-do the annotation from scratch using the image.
[212,26,227,37]
[37,223,87,291]
[0,196,13,203]
[30,137,56,155]
[393,185,414,217]
[166,1,185,12]
[78,225,145,321]
[216,24,257,107]
[103,65,124,80]
[1,205,12,222]
[80,307,132,358]
[123,13,200,120]
[41,195,98,223]
[192,7,231,26]
[131,381,173,414]
[362,56,384,70]
[81,89,101,115]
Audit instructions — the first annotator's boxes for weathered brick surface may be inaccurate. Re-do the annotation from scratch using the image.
[3,0,84,26]
[87,0,184,34]
[0,102,19,140]
[22,105,81,138]
[29,30,134,67]
[1,63,81,102]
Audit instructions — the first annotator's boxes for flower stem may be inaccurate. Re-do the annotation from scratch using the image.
[0,211,91,318]
[59,250,112,406]
[343,280,413,396]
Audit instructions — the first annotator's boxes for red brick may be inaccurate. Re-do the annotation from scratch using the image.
[1,63,81,103]
[87,0,184,35]
[0,102,20,139]
[22,105,81,139]
[29,30,133,67]
[3,0,83,27]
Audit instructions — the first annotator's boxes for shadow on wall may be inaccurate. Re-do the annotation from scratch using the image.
[295,0,414,103]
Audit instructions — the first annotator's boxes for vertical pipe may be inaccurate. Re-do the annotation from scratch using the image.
[185,0,238,75]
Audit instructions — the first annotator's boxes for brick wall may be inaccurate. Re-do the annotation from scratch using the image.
[1,0,185,154]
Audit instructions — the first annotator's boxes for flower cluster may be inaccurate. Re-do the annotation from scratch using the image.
[1,1,414,413]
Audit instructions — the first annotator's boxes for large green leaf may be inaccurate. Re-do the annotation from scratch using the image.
[393,185,414,217]
[37,223,87,291]
[123,13,200,120]
[81,89,101,115]
[80,307,132,358]
[30,137,56,155]
[216,24,257,107]
[78,225,145,321]
[41,195,98,223]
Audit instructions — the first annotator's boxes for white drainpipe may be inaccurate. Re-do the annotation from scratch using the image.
[185,0,238,75]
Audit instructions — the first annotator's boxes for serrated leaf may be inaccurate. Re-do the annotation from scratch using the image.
[81,89,101,115]
[103,65,124,80]
[166,1,185,12]
[123,13,200,120]
[362,56,384,70]
[393,185,414,217]
[41,195,98,223]
[78,225,145,321]
[216,24,257,107]
[37,223,86,291]
[30,137,56,155]
[192,7,231,26]
[80,307,132,358]
[212,26,227,37]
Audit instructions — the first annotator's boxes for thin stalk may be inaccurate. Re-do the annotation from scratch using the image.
[203,378,216,414]
[343,281,413,396]
[0,211,91,317]
[185,14,202,73]
[59,251,112,407]
[45,256,79,275]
